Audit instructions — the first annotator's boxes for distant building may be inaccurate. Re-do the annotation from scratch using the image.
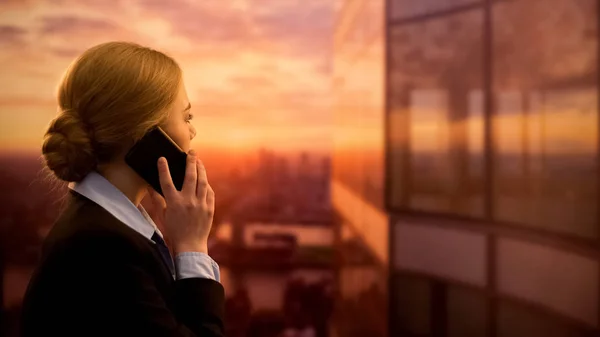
[244,223,333,248]
[216,220,334,313]
[298,151,310,172]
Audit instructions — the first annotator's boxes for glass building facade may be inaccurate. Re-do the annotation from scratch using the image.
[332,0,600,336]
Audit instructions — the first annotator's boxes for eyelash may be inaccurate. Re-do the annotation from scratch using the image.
[186,113,193,123]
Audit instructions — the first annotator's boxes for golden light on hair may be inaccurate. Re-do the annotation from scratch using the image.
[42,41,182,182]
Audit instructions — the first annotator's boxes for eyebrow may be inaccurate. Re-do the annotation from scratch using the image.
[183,103,191,112]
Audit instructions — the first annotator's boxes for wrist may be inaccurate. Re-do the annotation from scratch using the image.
[173,241,208,255]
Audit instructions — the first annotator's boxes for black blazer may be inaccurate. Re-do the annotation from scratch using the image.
[20,191,224,337]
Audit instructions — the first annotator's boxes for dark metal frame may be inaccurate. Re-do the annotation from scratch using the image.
[387,1,484,26]
[596,0,600,329]
[383,0,394,336]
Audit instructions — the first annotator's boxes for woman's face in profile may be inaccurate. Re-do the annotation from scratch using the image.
[162,81,196,152]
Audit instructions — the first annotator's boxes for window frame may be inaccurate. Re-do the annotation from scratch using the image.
[383,0,600,246]
[384,0,600,335]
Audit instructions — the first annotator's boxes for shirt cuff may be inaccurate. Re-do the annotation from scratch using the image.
[174,252,221,282]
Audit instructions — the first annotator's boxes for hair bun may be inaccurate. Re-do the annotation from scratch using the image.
[42,110,97,182]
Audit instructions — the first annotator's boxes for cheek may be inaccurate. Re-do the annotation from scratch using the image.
[163,123,191,152]
[177,124,192,150]
[189,124,196,140]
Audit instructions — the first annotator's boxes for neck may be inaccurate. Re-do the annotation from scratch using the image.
[98,160,147,206]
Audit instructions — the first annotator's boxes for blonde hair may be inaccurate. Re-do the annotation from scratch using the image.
[42,41,182,182]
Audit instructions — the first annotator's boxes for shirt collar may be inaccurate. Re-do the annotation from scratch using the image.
[69,171,162,241]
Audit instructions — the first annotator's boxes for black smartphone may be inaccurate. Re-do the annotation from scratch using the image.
[125,127,187,197]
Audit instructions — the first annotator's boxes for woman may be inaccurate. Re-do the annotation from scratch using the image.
[20,41,224,336]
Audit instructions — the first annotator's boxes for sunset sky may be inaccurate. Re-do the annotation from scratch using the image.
[0,0,339,154]
[1,0,596,158]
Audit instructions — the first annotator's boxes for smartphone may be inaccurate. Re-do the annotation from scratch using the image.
[125,127,187,197]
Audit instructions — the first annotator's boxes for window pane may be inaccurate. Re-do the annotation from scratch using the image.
[333,0,385,209]
[392,274,432,335]
[492,0,598,238]
[389,0,482,20]
[497,238,598,326]
[447,287,488,337]
[337,221,388,337]
[498,300,596,337]
[333,0,367,198]
[393,223,487,287]
[388,9,485,217]
[360,34,385,209]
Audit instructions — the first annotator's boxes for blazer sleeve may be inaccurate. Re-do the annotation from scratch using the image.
[48,231,225,337]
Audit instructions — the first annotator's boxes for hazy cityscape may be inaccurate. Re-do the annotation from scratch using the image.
[0,149,334,337]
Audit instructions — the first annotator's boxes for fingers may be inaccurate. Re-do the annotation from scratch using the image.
[182,151,198,196]
[206,184,215,210]
[196,158,209,199]
[157,157,176,199]
[159,154,211,205]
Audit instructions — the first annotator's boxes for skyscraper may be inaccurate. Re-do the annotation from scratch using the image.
[332,1,600,336]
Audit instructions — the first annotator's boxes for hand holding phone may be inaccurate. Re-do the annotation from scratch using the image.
[126,127,215,254]
[147,153,215,254]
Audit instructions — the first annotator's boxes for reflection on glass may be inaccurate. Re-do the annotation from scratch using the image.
[392,277,489,337]
[388,9,485,217]
[333,0,385,209]
[492,0,598,238]
[389,0,482,20]
[498,300,594,337]
[447,286,487,337]
[392,274,432,336]
[337,222,387,337]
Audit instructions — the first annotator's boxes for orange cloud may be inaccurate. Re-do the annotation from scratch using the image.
[0,0,334,153]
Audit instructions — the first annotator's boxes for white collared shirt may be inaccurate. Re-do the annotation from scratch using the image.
[69,172,220,282]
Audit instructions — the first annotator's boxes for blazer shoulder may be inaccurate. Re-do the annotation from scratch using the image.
[41,191,151,260]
